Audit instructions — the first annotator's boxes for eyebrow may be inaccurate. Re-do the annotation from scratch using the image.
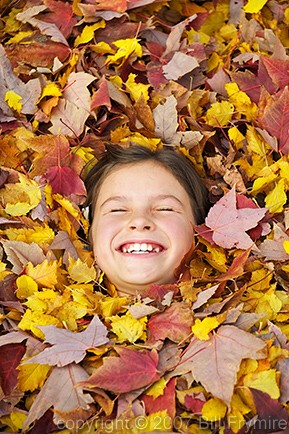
[100,194,184,208]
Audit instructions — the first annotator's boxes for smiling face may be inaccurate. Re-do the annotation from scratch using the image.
[91,160,196,295]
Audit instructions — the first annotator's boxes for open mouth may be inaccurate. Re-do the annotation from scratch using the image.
[118,242,165,254]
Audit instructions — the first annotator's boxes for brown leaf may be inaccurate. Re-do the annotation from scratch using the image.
[23,364,94,430]
[178,325,266,406]
[2,240,46,273]
[5,39,70,70]
[24,315,108,367]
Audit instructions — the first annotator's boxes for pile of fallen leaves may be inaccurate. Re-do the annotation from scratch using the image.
[1,0,289,433]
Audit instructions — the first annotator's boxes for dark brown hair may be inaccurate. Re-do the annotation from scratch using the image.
[84,144,209,225]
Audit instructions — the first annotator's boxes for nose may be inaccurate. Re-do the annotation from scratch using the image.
[128,210,154,231]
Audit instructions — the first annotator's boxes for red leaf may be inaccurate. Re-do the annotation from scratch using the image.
[249,388,289,434]
[141,378,176,419]
[260,86,289,154]
[91,79,111,111]
[42,0,77,38]
[262,56,289,89]
[184,393,205,414]
[144,283,178,302]
[0,343,26,395]
[45,166,86,198]
[148,302,193,343]
[82,347,160,393]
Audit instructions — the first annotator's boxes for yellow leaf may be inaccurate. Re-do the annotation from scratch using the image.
[106,38,142,66]
[18,309,61,339]
[250,172,277,194]
[110,311,147,343]
[40,82,62,99]
[26,260,58,288]
[205,101,234,127]
[67,256,97,283]
[7,30,33,44]
[16,275,38,299]
[4,224,55,247]
[243,369,280,399]
[100,296,129,317]
[202,397,227,422]
[74,21,106,46]
[110,125,131,143]
[54,300,87,331]
[3,174,42,216]
[226,83,257,121]
[0,411,27,432]
[91,41,115,54]
[124,132,161,151]
[125,73,150,103]
[186,28,210,44]
[283,240,289,254]
[228,127,245,149]
[5,90,22,113]
[246,126,268,156]
[243,0,269,14]
[228,392,251,433]
[192,317,220,340]
[145,378,167,399]
[207,52,223,72]
[265,179,287,214]
[18,363,50,392]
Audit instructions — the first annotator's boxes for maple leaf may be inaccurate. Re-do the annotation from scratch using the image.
[24,315,108,367]
[45,166,86,199]
[23,363,94,430]
[81,347,160,393]
[197,187,267,249]
[148,301,193,343]
[178,325,266,407]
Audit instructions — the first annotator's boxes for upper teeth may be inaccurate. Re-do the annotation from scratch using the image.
[122,243,160,253]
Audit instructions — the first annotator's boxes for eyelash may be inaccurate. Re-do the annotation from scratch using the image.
[156,207,174,212]
[110,209,127,213]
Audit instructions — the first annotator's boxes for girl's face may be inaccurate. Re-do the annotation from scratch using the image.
[91,161,195,295]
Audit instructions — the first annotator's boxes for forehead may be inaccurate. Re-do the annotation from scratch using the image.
[97,160,185,197]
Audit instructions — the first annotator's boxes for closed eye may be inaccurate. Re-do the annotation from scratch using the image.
[157,207,175,211]
[110,209,127,213]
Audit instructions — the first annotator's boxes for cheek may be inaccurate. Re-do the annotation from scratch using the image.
[91,218,120,252]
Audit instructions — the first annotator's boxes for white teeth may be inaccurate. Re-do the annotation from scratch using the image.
[121,243,161,253]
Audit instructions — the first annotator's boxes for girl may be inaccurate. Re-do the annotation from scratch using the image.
[85,145,209,296]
